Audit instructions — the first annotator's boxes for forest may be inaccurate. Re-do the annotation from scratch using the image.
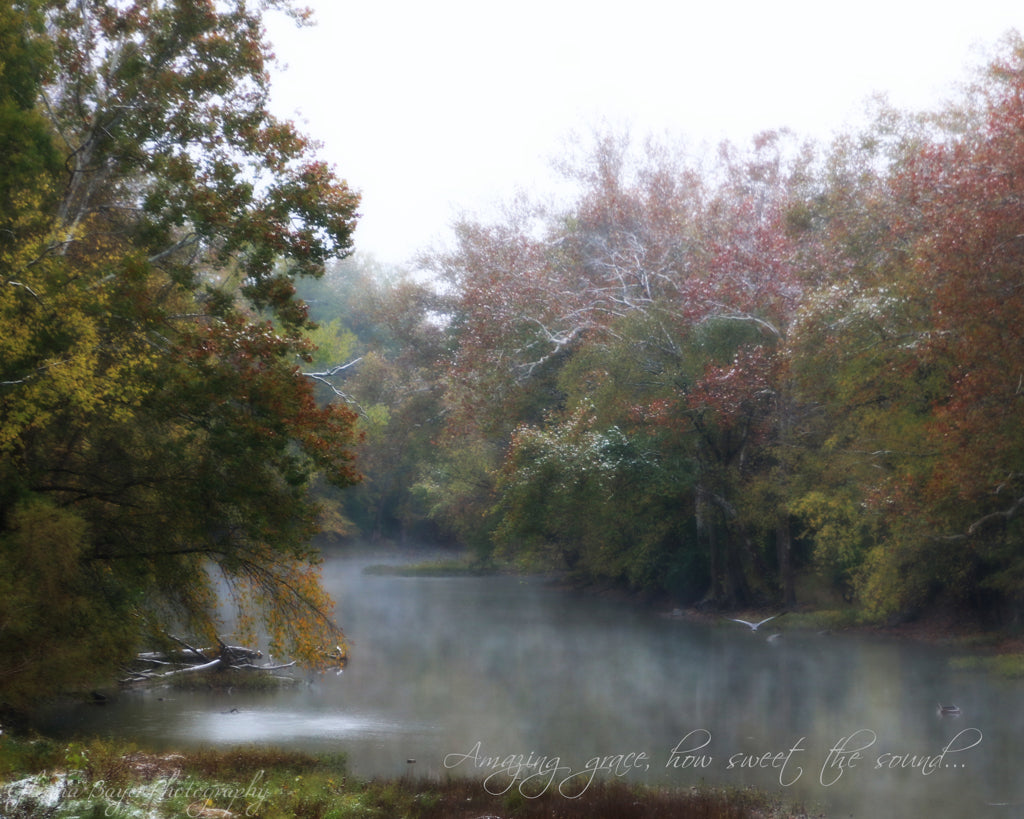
[309,33,1024,628]
[2,0,1024,714]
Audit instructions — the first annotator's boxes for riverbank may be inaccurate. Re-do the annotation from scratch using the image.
[361,552,1024,677]
[0,736,817,818]
[661,598,1024,678]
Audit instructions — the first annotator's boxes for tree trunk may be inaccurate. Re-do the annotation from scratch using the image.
[723,527,752,607]
[777,516,795,609]
[698,487,723,604]
[775,379,797,609]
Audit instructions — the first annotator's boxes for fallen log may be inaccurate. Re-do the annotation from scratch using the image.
[135,649,210,665]
[120,636,283,687]
[216,641,262,666]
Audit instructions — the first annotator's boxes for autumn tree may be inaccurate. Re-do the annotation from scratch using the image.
[426,130,823,605]
[814,34,1024,621]
[777,35,1024,625]
[0,0,360,710]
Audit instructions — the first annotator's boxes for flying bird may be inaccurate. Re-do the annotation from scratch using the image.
[727,614,781,632]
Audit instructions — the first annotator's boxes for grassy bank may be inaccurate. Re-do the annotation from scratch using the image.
[362,558,500,578]
[0,737,814,818]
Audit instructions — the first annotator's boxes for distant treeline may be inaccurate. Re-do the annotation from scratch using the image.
[309,32,1024,626]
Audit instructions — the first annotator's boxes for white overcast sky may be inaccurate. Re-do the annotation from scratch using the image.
[266,1,1023,266]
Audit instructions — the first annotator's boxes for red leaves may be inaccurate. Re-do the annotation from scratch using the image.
[879,46,1024,522]
[688,346,775,426]
[422,38,1024,613]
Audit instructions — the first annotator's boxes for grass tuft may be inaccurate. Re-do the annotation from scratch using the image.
[183,745,347,779]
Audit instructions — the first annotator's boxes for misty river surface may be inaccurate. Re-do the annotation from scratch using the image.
[43,553,1024,816]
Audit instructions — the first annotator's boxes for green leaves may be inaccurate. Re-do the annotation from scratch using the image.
[493,400,694,588]
[0,498,137,708]
[42,0,359,329]
[415,35,1024,619]
[0,0,361,706]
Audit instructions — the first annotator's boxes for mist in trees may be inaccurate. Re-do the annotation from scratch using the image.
[296,256,450,546]
[3,1,1023,716]
[326,32,1024,627]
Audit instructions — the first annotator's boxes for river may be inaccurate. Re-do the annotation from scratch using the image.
[40,552,1024,816]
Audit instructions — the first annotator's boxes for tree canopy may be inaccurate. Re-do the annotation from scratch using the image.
[0,0,360,710]
[333,32,1024,627]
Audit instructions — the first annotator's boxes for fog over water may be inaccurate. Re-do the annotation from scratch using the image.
[44,551,1024,816]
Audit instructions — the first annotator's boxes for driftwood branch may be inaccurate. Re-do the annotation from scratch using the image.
[120,637,273,685]
[120,634,349,686]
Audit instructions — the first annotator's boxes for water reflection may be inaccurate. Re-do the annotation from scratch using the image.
[40,553,1024,816]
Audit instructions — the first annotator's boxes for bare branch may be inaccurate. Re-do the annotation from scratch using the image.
[301,357,365,412]
[302,358,363,380]
[967,494,1024,536]
[5,279,44,302]
[702,307,781,338]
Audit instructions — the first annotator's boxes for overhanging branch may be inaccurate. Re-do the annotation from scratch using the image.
[301,357,365,413]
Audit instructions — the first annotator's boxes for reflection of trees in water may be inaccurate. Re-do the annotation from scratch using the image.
[40,560,1024,814]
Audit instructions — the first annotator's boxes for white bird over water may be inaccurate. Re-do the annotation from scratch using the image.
[728,614,781,632]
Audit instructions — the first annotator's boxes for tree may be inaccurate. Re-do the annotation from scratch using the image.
[787,39,1024,621]
[429,130,821,605]
[869,34,1024,620]
[0,0,360,710]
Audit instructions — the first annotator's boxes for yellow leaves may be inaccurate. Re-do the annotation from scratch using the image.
[306,318,358,369]
[316,499,355,540]
[792,490,873,573]
[219,546,345,672]
[359,403,391,441]
[0,209,172,452]
[0,272,103,449]
[2,497,89,589]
